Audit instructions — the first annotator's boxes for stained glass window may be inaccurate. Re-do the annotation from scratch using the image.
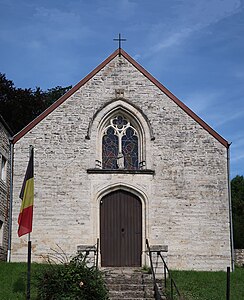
[122,127,138,169]
[102,115,139,170]
[102,127,118,169]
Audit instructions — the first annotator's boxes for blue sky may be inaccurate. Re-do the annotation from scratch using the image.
[0,0,243,178]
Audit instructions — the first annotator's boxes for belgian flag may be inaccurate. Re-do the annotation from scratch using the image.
[18,147,34,237]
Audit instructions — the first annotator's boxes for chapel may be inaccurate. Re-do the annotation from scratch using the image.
[10,48,233,271]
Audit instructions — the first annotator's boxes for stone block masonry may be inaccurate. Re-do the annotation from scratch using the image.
[235,249,244,267]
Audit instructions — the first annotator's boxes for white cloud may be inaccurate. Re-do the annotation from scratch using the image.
[151,29,192,52]
[234,69,244,80]
[176,0,241,27]
[12,6,94,49]
[231,135,244,149]
[133,53,141,60]
[34,6,80,24]
[148,0,242,53]
[95,0,137,20]
[214,110,244,127]
[183,90,222,114]
[231,151,244,162]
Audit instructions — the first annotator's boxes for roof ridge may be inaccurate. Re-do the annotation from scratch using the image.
[12,48,229,148]
[120,49,229,148]
[12,49,120,144]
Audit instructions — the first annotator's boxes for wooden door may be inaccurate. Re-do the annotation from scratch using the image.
[100,190,142,267]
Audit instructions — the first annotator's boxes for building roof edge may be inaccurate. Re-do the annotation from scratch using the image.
[13,48,228,148]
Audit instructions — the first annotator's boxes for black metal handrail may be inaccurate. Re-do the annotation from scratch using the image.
[158,252,181,299]
[146,239,162,300]
[146,239,182,300]
[78,239,99,268]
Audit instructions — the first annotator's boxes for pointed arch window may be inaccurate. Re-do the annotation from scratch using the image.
[102,115,139,170]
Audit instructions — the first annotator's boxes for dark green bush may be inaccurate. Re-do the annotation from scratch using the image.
[36,253,108,300]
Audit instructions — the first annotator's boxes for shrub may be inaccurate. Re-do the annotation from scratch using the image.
[36,252,108,300]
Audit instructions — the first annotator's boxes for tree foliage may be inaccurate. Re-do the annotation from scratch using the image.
[0,73,71,134]
[231,175,244,249]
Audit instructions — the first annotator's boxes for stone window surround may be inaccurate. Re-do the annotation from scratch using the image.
[86,99,154,171]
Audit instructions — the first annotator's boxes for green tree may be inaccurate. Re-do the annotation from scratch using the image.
[0,73,71,134]
[231,175,244,248]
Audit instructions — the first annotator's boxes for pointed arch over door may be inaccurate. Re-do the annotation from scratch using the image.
[100,190,142,267]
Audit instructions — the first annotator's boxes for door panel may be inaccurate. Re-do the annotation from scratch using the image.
[100,190,142,267]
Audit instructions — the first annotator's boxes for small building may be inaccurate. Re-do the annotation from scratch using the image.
[0,115,12,261]
[10,49,233,271]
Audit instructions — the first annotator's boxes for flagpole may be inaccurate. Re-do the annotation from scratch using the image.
[27,232,31,300]
[26,145,33,300]
[17,144,34,299]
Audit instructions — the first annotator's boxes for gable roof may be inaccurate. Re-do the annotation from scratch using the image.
[0,114,13,136]
[12,48,229,148]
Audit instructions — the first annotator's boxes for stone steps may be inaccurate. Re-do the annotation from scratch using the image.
[109,291,154,299]
[106,283,154,291]
[102,268,166,300]
[105,277,154,284]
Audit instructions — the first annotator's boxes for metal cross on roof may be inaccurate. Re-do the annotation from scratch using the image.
[113,33,126,55]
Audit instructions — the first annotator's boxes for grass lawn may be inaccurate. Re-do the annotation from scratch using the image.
[169,267,244,300]
[0,262,45,300]
[1,262,244,299]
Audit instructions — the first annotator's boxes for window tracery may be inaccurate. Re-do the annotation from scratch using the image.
[102,115,139,170]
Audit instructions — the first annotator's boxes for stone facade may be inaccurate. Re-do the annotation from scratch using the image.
[10,49,233,271]
[235,249,244,267]
[0,116,12,261]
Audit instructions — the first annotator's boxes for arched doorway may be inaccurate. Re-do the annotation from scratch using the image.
[100,190,142,267]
